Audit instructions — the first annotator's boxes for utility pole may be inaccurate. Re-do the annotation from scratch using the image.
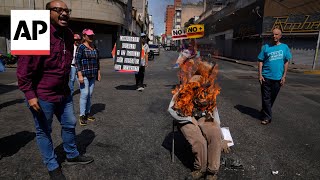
[127,0,133,36]
[312,30,320,70]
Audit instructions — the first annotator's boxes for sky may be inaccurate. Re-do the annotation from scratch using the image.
[148,0,202,36]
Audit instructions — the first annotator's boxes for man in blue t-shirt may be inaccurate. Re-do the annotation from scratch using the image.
[257,28,292,125]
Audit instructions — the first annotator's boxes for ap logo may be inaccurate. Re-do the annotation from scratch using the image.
[11,10,50,55]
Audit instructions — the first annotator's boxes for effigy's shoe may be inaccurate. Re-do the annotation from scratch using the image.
[185,170,205,180]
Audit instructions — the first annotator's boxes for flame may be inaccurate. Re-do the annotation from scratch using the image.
[172,58,220,116]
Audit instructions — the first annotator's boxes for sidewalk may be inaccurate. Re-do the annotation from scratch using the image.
[213,56,320,75]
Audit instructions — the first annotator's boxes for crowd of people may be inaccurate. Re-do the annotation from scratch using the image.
[13,0,291,179]
[15,1,151,179]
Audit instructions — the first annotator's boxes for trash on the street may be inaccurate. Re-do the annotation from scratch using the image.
[271,170,279,175]
[221,127,234,147]
[221,157,243,170]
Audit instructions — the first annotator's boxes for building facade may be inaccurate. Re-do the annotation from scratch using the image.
[181,4,203,28]
[262,0,320,65]
[164,5,175,46]
[174,0,182,29]
[148,15,154,44]
[165,5,175,36]
[165,0,204,47]
[197,0,320,65]
[132,0,149,35]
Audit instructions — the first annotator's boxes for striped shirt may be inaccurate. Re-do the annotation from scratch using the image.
[75,44,100,78]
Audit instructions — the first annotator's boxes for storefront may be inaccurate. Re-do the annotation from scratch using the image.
[262,0,320,65]
[198,0,320,64]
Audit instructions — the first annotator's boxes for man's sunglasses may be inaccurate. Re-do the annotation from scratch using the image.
[49,7,72,15]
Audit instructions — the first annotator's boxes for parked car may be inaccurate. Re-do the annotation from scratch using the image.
[149,44,160,55]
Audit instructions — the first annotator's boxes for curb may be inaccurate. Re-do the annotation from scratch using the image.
[303,70,320,75]
[213,56,256,68]
[288,68,304,73]
[213,56,313,74]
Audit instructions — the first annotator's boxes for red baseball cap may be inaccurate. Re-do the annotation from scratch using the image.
[82,29,95,35]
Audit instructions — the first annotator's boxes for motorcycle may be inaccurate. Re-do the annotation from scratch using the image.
[0,54,18,67]
[148,50,154,61]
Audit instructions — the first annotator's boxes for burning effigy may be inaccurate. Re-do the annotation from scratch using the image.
[169,58,221,120]
[168,56,231,179]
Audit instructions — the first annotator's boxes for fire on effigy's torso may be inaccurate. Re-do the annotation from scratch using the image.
[172,58,220,118]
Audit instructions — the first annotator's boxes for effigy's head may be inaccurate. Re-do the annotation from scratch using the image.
[172,58,220,117]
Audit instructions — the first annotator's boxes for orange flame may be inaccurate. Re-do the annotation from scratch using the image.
[172,59,220,116]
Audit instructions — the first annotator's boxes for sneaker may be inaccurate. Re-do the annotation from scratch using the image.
[86,114,95,121]
[173,63,180,69]
[261,118,271,125]
[65,155,94,165]
[136,87,144,91]
[79,115,87,126]
[185,170,205,180]
[48,167,66,180]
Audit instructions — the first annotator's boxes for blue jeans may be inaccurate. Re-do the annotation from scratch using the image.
[0,59,5,72]
[69,66,77,94]
[78,77,95,116]
[261,78,281,121]
[29,96,79,171]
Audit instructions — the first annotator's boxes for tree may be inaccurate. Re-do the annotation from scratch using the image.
[184,17,195,28]
[154,35,161,43]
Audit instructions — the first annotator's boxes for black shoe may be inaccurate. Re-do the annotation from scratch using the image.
[48,167,66,180]
[205,171,218,180]
[86,114,95,121]
[66,155,94,165]
[261,118,271,125]
[79,115,87,126]
[136,87,144,91]
[185,170,205,180]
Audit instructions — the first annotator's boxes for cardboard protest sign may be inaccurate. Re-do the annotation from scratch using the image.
[187,24,204,39]
[172,29,188,41]
[114,35,142,73]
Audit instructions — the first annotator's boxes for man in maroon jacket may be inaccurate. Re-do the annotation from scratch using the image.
[17,1,93,179]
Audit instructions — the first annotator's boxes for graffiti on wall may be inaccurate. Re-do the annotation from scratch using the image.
[267,15,320,33]
[234,24,257,38]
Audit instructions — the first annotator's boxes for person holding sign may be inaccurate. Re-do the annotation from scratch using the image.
[75,29,101,126]
[135,33,149,91]
[174,42,196,68]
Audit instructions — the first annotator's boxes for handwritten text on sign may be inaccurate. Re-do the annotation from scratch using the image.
[187,24,204,39]
[114,35,142,73]
[172,29,188,41]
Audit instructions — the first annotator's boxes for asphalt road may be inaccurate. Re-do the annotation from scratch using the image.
[0,50,319,179]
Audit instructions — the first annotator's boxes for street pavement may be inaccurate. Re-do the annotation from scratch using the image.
[0,50,320,179]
